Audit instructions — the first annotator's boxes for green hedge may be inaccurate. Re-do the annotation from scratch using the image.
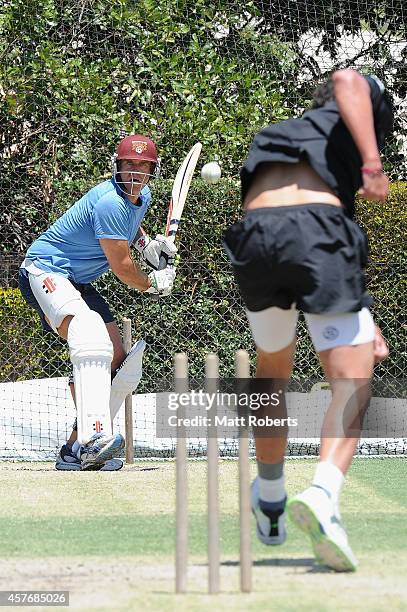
[356,182,407,263]
[0,288,69,381]
[1,182,405,383]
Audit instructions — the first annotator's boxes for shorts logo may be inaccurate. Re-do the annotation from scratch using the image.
[323,326,339,341]
[132,140,147,154]
[42,277,56,294]
[137,237,146,249]
[93,420,103,433]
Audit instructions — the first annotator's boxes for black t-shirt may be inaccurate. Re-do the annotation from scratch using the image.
[241,76,393,218]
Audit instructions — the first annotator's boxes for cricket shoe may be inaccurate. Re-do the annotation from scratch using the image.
[251,477,287,545]
[80,432,125,471]
[56,443,124,471]
[287,486,358,572]
[55,443,81,471]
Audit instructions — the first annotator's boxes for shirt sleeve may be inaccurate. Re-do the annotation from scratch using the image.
[365,75,385,114]
[93,194,129,240]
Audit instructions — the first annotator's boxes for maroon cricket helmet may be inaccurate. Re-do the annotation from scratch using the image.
[116,134,158,166]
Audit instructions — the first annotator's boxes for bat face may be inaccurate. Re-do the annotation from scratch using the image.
[156,142,202,272]
[166,142,202,240]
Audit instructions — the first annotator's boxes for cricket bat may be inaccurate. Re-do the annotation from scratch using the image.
[157,142,202,270]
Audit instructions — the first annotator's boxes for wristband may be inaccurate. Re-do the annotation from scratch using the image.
[361,166,383,177]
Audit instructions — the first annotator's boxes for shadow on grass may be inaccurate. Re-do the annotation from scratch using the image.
[221,557,321,569]
[7,463,163,472]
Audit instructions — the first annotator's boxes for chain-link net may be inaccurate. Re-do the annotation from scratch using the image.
[0,1,406,458]
[1,255,405,459]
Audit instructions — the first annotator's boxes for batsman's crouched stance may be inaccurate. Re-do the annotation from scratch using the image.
[19,134,176,471]
[22,266,123,469]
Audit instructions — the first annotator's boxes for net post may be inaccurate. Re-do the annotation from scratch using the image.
[206,352,220,594]
[235,349,252,593]
[122,317,134,464]
[175,353,188,593]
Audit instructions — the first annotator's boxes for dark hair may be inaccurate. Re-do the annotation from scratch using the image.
[311,77,335,108]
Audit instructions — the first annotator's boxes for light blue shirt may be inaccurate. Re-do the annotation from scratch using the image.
[25,179,151,283]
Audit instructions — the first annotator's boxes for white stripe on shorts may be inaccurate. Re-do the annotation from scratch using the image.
[246,305,375,353]
[305,307,375,352]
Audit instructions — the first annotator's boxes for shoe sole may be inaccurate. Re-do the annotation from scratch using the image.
[81,435,125,471]
[56,459,124,471]
[287,499,357,572]
[100,459,124,471]
[55,461,81,471]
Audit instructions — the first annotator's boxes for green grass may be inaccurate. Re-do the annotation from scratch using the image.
[0,459,406,611]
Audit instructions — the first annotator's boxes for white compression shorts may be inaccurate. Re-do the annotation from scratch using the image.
[246,305,375,353]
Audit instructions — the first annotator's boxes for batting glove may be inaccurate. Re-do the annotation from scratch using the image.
[145,265,176,297]
[134,233,177,270]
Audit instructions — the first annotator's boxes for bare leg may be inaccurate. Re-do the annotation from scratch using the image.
[318,341,374,474]
[287,340,375,571]
[106,321,127,371]
[254,338,296,464]
[250,338,296,546]
[66,425,77,446]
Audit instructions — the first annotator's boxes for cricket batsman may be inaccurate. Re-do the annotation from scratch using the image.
[19,134,177,471]
[224,69,393,570]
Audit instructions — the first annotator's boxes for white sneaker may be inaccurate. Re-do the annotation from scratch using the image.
[251,477,287,545]
[288,486,358,572]
[80,432,125,471]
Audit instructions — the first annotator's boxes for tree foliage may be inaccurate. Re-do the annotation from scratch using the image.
[0,0,405,256]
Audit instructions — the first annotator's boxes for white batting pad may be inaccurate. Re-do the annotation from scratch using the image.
[68,311,113,444]
[110,339,146,420]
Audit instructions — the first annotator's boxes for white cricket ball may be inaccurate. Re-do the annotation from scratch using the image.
[201,162,221,184]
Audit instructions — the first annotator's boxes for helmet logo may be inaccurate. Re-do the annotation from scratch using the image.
[132,140,148,154]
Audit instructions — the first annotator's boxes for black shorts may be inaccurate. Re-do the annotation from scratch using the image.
[223,204,372,314]
[18,268,115,333]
